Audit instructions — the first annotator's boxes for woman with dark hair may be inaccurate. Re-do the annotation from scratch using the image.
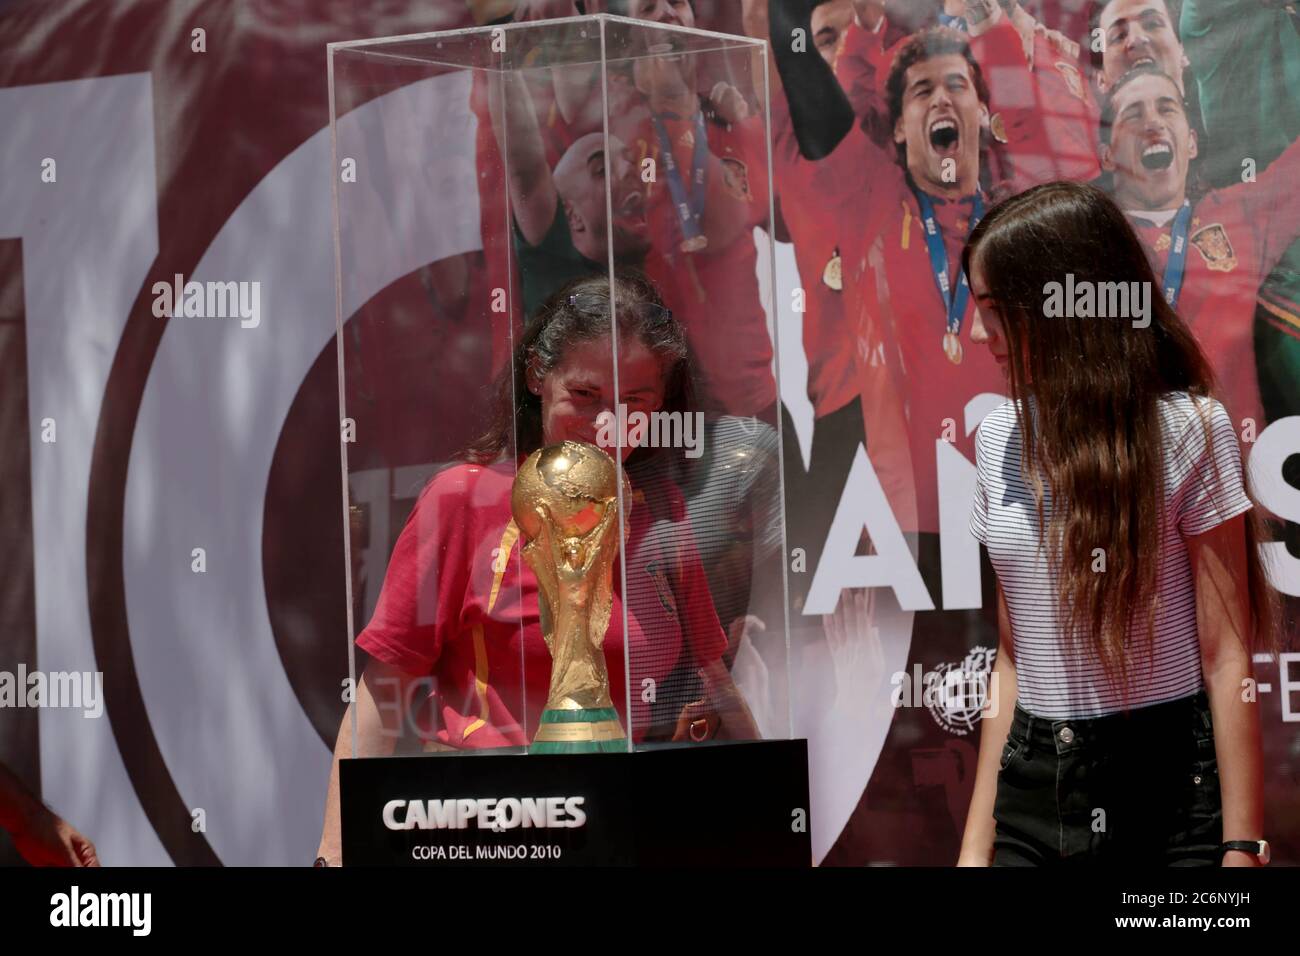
[315,271,757,865]
[463,270,696,465]
[956,181,1281,866]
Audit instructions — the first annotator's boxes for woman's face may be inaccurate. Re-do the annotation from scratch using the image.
[533,335,668,461]
[967,255,1013,378]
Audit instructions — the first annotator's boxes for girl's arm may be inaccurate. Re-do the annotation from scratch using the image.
[316,658,426,866]
[957,579,1018,866]
[1186,512,1265,866]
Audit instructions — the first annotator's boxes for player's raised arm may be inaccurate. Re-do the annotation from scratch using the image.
[513,2,606,130]
[964,0,1102,187]
[1235,135,1300,273]
[768,0,856,159]
[487,68,560,247]
[962,0,1015,35]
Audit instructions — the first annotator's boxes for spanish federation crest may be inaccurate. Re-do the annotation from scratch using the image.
[925,646,998,736]
[719,155,752,202]
[1189,223,1238,272]
[989,112,1008,144]
[1054,60,1086,101]
[645,560,677,615]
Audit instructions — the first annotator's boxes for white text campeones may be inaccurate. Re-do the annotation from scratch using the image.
[383,796,586,831]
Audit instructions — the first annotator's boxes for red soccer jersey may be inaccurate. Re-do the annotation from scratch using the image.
[640,109,778,417]
[834,16,899,150]
[771,77,865,419]
[356,461,728,748]
[811,126,1007,535]
[1127,139,1300,434]
[969,17,1102,190]
[791,19,1101,534]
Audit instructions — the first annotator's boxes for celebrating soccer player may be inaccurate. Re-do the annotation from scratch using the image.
[1100,64,1300,433]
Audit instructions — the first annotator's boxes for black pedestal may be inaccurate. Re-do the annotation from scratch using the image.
[340,739,810,866]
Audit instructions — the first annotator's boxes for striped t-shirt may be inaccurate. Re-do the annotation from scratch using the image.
[969,392,1253,719]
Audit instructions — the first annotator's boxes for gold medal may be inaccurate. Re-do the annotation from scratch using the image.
[680,234,708,253]
[822,250,843,291]
[990,112,1008,144]
[943,331,963,365]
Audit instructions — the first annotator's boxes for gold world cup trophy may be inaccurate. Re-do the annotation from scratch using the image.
[511,440,631,753]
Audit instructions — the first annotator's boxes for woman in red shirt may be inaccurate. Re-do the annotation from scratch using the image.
[316,271,757,864]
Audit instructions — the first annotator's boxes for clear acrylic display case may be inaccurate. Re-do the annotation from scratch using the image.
[328,13,790,760]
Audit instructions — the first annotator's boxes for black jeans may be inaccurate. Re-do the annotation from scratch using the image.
[993,689,1223,866]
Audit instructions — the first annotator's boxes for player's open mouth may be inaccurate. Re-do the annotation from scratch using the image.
[1140,140,1174,170]
[1131,55,1157,69]
[929,118,959,154]
[616,189,647,225]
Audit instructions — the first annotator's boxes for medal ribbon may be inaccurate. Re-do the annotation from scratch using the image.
[915,190,985,338]
[1160,200,1193,309]
[651,109,708,248]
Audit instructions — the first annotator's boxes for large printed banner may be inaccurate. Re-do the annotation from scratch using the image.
[0,0,1296,866]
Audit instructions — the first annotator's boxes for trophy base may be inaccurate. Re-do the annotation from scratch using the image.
[530,707,627,754]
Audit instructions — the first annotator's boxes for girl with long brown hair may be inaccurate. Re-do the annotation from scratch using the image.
[956,181,1280,866]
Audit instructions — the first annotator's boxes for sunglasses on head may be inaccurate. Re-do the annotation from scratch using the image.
[567,291,673,323]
